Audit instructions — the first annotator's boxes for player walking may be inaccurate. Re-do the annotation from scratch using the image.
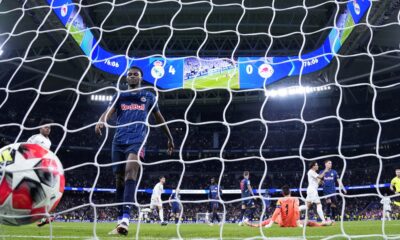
[151,176,168,225]
[306,161,329,225]
[96,66,174,235]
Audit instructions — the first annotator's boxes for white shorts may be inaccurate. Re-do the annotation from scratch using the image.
[150,198,162,209]
[306,189,321,204]
[384,206,392,212]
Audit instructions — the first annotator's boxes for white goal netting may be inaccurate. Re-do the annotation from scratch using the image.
[1,0,400,239]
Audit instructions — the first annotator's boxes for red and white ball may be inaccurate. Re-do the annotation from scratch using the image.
[0,143,65,225]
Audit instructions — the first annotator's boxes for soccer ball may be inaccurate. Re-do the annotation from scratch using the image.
[0,143,65,225]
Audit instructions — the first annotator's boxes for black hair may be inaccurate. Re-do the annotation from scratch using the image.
[39,118,54,126]
[281,185,291,196]
[129,66,144,77]
[309,161,318,169]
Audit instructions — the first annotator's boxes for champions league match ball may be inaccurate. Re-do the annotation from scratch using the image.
[0,143,65,225]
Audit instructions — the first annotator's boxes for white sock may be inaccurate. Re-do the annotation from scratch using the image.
[299,205,307,212]
[159,209,164,222]
[316,204,326,222]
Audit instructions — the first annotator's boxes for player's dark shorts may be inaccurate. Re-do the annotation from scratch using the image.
[209,201,219,210]
[111,143,145,174]
[172,204,180,213]
[241,198,255,207]
[323,191,338,204]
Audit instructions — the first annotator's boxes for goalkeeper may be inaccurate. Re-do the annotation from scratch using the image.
[244,185,332,228]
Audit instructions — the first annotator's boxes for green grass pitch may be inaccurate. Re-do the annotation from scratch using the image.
[1,221,399,239]
[183,69,240,89]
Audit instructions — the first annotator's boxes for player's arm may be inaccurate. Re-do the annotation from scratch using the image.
[152,110,174,155]
[317,169,328,179]
[337,178,347,194]
[95,106,116,136]
[265,201,281,228]
[247,182,254,196]
[159,185,163,204]
[390,179,395,192]
[169,194,173,207]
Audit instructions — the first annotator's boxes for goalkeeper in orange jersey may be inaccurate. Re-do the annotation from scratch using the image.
[244,185,332,228]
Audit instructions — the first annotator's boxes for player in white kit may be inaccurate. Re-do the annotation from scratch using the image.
[150,176,167,225]
[27,119,53,150]
[381,194,392,221]
[27,119,54,227]
[306,161,329,224]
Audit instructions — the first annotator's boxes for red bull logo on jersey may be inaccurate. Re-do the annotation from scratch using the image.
[121,103,145,111]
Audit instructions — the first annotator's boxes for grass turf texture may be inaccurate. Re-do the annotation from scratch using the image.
[183,69,239,89]
[0,221,399,239]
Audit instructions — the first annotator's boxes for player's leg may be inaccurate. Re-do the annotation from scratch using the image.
[238,204,247,225]
[316,202,327,223]
[260,218,274,228]
[150,203,157,219]
[308,191,327,223]
[121,150,140,219]
[108,144,128,235]
[330,196,338,221]
[325,197,332,221]
[244,218,271,227]
[112,144,127,224]
[387,210,392,221]
[306,221,322,227]
[158,206,164,222]
[304,201,313,225]
[117,146,141,235]
[175,211,180,224]
[158,205,167,225]
[247,200,256,221]
[212,203,221,223]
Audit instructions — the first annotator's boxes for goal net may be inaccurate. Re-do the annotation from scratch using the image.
[1,0,400,239]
